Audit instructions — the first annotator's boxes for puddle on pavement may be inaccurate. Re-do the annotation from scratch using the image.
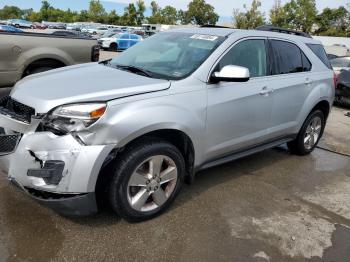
[311,224,350,262]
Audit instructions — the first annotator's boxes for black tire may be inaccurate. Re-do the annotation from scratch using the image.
[109,139,185,222]
[287,110,325,155]
[109,43,118,52]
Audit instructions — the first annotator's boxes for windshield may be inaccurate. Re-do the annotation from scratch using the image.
[330,58,350,68]
[109,32,224,80]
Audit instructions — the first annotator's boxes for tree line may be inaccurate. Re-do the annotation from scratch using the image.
[234,0,350,37]
[0,0,218,26]
[0,0,349,36]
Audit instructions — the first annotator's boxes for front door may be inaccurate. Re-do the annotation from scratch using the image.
[206,38,273,160]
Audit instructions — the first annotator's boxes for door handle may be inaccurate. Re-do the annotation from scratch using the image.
[259,86,274,96]
[304,79,313,85]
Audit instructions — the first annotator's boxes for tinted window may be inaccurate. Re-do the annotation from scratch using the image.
[270,40,305,74]
[301,52,312,71]
[120,34,129,39]
[218,39,267,77]
[130,35,139,40]
[307,44,332,69]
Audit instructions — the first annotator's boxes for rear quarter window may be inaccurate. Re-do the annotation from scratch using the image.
[306,44,332,69]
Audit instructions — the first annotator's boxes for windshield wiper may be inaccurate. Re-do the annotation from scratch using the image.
[114,64,154,78]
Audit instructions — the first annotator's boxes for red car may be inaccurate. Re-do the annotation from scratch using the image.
[33,22,48,29]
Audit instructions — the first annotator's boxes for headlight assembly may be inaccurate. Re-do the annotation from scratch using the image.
[42,103,106,133]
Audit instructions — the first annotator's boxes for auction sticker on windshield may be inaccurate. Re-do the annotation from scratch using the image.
[190,34,219,41]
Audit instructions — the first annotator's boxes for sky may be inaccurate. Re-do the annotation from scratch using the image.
[1,0,349,23]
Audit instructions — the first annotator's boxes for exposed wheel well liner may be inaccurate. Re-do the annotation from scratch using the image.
[23,58,66,77]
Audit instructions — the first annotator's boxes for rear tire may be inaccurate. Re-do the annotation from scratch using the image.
[109,43,118,52]
[287,110,325,155]
[108,139,185,222]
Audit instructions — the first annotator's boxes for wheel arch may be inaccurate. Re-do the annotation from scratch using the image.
[22,58,67,77]
[95,128,196,197]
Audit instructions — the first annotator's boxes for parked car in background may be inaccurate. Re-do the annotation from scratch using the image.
[106,33,142,51]
[33,22,48,30]
[330,57,350,75]
[47,23,66,29]
[0,25,23,33]
[87,27,108,35]
[334,67,350,106]
[52,30,92,38]
[7,19,34,29]
[0,30,99,87]
[0,27,334,221]
[98,33,120,50]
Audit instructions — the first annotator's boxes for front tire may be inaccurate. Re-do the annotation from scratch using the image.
[288,110,325,155]
[109,139,185,222]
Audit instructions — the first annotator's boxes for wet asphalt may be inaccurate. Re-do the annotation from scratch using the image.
[0,107,350,262]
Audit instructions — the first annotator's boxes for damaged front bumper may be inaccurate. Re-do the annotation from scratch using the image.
[0,111,115,216]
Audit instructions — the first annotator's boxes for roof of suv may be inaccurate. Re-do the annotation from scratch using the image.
[171,27,321,45]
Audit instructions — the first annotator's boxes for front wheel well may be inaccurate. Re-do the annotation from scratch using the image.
[95,129,195,200]
[23,58,66,77]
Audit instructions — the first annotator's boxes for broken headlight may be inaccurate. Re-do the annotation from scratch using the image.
[41,103,107,133]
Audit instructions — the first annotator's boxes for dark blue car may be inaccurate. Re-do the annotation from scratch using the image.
[0,25,23,33]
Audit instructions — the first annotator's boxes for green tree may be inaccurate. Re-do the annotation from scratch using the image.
[269,0,287,27]
[0,5,23,19]
[233,0,265,29]
[107,10,120,25]
[315,6,350,36]
[120,3,138,26]
[88,0,107,22]
[283,0,317,32]
[184,0,219,25]
[161,6,178,24]
[135,0,146,25]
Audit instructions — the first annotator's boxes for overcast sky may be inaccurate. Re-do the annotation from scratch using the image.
[105,0,349,16]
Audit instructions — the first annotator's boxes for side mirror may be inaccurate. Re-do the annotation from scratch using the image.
[211,65,250,83]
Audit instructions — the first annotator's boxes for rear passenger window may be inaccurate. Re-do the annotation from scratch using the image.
[270,40,310,75]
[306,44,332,69]
[218,39,267,78]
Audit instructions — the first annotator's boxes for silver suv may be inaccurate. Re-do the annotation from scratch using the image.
[0,27,335,221]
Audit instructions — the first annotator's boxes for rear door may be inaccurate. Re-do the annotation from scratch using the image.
[265,39,313,138]
[118,34,130,50]
[129,35,140,47]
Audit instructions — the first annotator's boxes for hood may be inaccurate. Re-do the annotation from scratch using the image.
[99,37,116,41]
[11,63,170,114]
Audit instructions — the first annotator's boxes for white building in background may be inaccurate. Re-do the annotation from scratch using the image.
[312,36,350,57]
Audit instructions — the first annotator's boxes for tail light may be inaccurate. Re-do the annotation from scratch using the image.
[333,72,337,89]
[91,45,100,62]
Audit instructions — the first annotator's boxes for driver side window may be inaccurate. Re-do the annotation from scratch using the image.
[218,39,267,78]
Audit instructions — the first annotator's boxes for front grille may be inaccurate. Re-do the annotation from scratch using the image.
[0,96,35,123]
[0,134,20,155]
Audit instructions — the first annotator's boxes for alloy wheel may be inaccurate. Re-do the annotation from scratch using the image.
[127,155,178,212]
[304,116,322,150]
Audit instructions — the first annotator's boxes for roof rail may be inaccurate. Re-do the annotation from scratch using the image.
[256,25,312,38]
[200,25,232,29]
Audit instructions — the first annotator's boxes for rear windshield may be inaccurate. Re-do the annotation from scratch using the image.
[306,44,332,69]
